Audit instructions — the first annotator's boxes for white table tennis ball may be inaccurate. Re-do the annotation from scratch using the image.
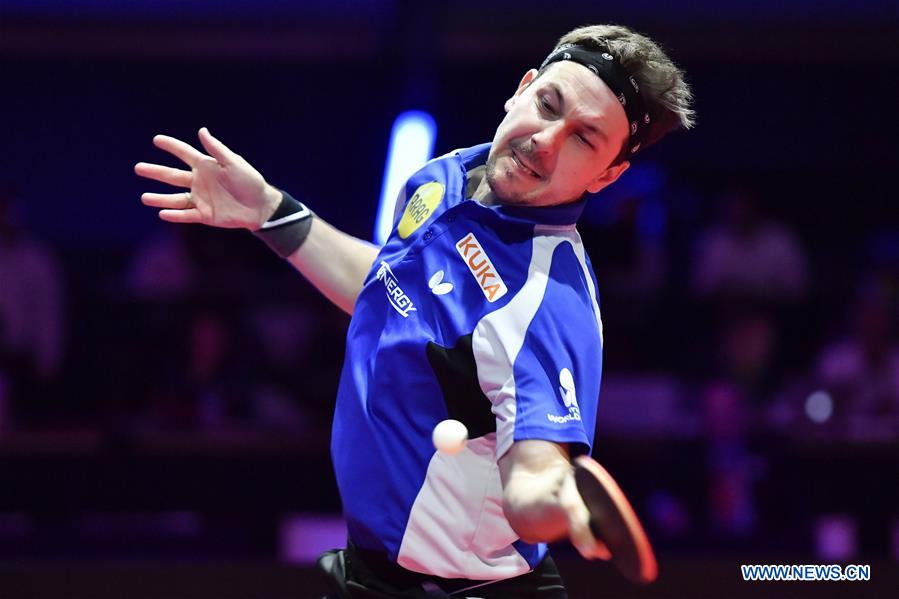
[432,419,468,455]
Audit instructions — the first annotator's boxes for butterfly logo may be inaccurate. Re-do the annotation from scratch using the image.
[428,270,454,296]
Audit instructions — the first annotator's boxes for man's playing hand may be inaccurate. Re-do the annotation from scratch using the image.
[135,127,281,230]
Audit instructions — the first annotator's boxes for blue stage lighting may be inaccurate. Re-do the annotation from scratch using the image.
[374,111,436,244]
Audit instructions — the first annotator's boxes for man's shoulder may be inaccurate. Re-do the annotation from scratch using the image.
[419,143,491,173]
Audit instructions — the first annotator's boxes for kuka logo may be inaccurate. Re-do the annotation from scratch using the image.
[455,233,507,302]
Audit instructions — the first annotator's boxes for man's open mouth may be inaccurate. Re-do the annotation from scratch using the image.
[511,151,541,179]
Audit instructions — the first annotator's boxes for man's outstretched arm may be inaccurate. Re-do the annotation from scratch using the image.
[135,128,378,315]
[284,215,379,315]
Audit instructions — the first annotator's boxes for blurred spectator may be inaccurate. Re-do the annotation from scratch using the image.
[702,382,759,539]
[0,191,64,429]
[689,187,808,400]
[140,307,252,430]
[128,225,258,304]
[592,193,668,296]
[584,162,670,300]
[127,226,278,431]
[717,304,782,404]
[815,277,899,438]
[125,226,200,427]
[693,188,808,303]
[128,227,197,301]
[580,162,671,368]
[247,303,320,432]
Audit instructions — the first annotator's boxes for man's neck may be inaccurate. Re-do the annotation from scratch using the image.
[467,165,497,205]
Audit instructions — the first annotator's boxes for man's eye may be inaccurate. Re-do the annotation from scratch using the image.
[539,97,555,114]
[576,134,593,149]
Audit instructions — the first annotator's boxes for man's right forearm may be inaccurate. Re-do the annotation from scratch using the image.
[284,216,379,315]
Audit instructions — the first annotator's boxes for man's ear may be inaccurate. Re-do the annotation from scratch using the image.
[586,160,630,194]
[504,68,539,112]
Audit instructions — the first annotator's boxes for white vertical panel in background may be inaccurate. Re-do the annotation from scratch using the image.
[374,111,436,245]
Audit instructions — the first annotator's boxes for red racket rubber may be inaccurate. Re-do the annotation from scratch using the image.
[573,455,658,584]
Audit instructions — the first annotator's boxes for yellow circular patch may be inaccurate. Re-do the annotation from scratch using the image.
[398,181,445,239]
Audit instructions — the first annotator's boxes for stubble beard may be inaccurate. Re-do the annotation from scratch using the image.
[484,151,533,207]
[486,140,598,209]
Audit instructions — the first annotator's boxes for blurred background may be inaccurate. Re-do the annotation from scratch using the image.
[1,1,897,597]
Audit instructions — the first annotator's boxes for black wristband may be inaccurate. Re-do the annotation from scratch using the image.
[252,190,314,258]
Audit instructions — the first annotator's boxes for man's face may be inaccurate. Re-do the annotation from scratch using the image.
[485,61,631,207]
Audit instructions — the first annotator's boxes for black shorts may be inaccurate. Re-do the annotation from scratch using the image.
[317,541,568,598]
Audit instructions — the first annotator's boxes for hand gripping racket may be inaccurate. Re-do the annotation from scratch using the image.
[573,455,658,584]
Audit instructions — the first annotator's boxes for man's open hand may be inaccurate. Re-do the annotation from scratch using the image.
[135,127,281,230]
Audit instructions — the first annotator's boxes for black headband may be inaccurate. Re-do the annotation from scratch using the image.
[540,43,650,159]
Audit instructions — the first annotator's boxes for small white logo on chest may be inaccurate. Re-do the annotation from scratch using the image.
[455,232,508,302]
[428,270,454,295]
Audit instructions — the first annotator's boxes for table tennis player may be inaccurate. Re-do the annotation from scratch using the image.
[136,24,694,598]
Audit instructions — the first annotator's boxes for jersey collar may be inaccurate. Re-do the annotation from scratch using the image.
[456,143,586,227]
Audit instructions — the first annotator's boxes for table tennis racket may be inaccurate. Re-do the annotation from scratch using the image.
[573,455,658,584]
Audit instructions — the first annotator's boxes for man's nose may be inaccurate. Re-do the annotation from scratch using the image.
[531,122,565,154]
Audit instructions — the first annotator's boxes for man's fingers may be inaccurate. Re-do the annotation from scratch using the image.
[159,208,203,224]
[590,539,612,561]
[135,162,192,188]
[197,127,237,166]
[569,517,612,560]
[152,134,206,168]
[568,512,611,560]
[560,472,612,561]
[142,191,192,210]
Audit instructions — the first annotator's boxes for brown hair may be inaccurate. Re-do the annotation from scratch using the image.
[545,24,695,164]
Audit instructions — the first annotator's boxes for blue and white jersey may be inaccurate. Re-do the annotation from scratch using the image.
[331,143,604,581]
